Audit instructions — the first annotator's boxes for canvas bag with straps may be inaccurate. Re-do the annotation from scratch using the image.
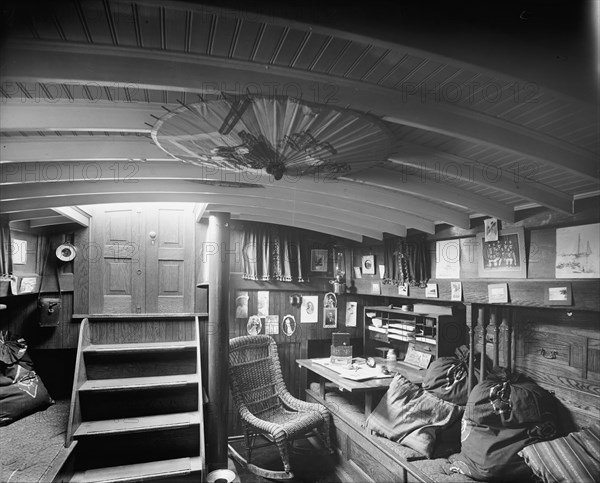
[37,241,62,327]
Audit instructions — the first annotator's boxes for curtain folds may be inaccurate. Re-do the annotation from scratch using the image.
[0,216,12,276]
[382,236,429,288]
[242,224,307,282]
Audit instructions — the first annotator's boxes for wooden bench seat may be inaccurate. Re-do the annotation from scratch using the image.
[306,383,467,483]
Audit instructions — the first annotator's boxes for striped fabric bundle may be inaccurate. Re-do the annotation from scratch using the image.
[519,423,600,483]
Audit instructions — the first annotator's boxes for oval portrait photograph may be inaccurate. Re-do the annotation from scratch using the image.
[247,315,262,335]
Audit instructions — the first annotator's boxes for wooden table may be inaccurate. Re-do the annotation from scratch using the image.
[297,357,425,417]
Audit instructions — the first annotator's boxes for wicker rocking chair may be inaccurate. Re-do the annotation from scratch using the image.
[228,335,333,479]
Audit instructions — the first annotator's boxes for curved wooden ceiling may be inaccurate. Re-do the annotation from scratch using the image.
[1,0,598,240]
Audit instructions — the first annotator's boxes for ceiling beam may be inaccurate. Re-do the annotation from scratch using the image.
[6,209,58,221]
[29,216,73,227]
[388,143,574,214]
[2,41,597,181]
[205,203,388,240]
[51,206,90,227]
[342,168,515,221]
[0,162,436,232]
[0,136,167,161]
[0,101,158,133]
[193,203,208,222]
[0,179,400,237]
[228,213,363,243]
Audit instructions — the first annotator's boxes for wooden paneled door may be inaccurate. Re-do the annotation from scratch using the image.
[89,204,195,314]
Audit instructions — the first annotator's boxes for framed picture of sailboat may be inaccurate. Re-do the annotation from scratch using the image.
[555,223,600,278]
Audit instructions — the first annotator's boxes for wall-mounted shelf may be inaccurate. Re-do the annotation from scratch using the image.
[363,304,465,362]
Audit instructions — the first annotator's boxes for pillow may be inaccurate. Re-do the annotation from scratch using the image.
[0,332,54,426]
[450,369,558,481]
[364,374,463,457]
[422,345,477,406]
[0,366,54,426]
[518,423,600,483]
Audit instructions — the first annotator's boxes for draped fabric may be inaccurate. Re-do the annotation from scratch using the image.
[242,224,307,282]
[151,95,393,178]
[0,216,12,276]
[382,236,429,288]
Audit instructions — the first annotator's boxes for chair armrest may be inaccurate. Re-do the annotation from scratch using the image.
[279,390,331,415]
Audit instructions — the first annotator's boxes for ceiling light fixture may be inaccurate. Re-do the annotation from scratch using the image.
[151,94,392,181]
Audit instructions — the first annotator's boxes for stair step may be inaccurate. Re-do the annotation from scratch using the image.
[74,411,201,438]
[84,341,196,354]
[80,374,198,392]
[70,456,203,482]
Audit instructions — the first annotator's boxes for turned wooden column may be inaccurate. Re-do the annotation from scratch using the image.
[500,310,512,371]
[466,303,476,394]
[205,212,231,472]
[478,306,488,380]
[489,308,499,368]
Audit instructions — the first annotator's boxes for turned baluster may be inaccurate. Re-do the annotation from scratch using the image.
[479,307,488,380]
[500,310,512,371]
[466,304,476,394]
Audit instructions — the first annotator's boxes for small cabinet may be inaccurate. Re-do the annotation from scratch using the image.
[363,304,465,362]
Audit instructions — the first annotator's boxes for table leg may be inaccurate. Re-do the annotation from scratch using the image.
[319,377,326,399]
[365,393,373,417]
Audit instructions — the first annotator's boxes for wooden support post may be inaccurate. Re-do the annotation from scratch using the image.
[205,212,231,472]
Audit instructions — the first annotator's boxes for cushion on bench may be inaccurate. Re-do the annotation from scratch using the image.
[365,374,463,458]
[518,422,600,483]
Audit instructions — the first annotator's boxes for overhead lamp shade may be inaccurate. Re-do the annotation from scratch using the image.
[151,95,393,180]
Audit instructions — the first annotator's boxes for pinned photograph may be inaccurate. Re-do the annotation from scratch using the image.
[247,315,262,335]
[282,315,297,336]
[265,315,279,335]
[301,295,318,323]
[451,281,462,301]
[345,302,357,327]
[235,291,249,319]
[425,283,438,298]
[398,283,409,297]
[257,291,269,317]
[484,218,499,242]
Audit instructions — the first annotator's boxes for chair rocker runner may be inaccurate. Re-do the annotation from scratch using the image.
[228,335,333,479]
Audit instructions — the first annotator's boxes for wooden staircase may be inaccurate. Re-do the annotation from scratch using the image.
[65,315,206,482]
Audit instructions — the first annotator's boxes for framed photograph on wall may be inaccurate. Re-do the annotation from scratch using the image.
[488,283,509,304]
[310,249,328,272]
[478,227,527,279]
[362,255,375,275]
[545,284,572,306]
[323,307,337,328]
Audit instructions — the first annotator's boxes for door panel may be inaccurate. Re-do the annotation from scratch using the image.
[145,206,195,313]
[90,206,145,314]
[89,204,194,314]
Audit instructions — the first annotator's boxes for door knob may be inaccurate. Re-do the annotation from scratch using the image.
[149,231,157,244]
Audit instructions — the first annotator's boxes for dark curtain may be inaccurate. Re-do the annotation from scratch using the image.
[0,216,12,275]
[382,236,429,287]
[242,224,307,282]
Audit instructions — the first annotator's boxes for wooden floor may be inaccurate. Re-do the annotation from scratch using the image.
[229,436,341,483]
